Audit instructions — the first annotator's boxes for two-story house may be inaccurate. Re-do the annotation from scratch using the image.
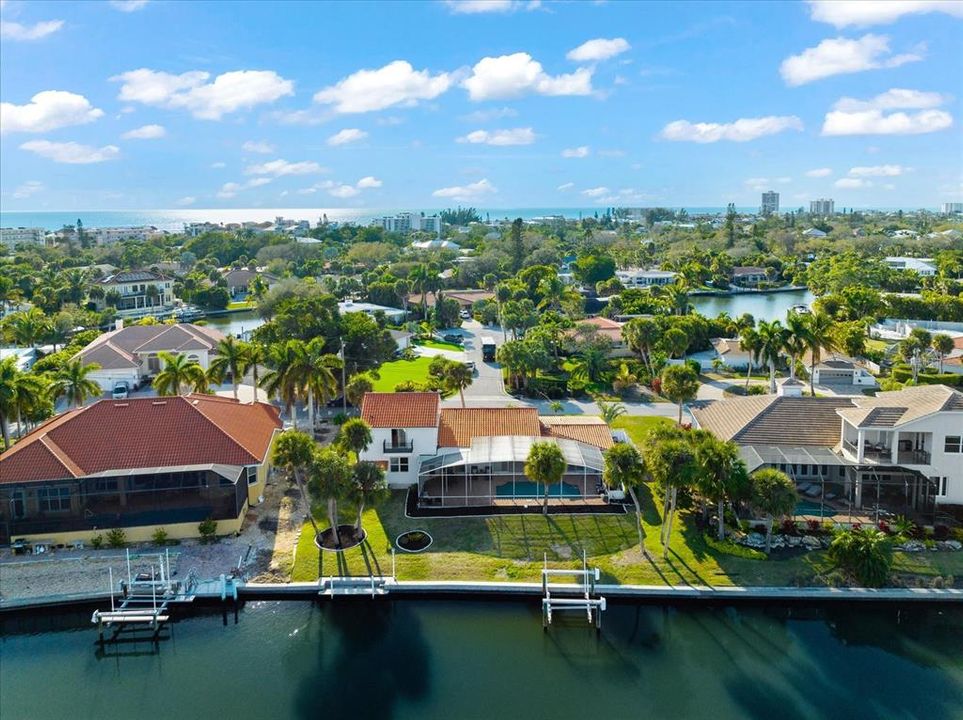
[75,322,225,393]
[92,270,176,319]
[359,392,440,486]
[615,268,679,289]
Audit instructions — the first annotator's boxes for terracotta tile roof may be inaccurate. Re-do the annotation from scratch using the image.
[76,323,225,367]
[438,407,541,448]
[406,289,494,308]
[360,392,439,428]
[842,384,963,426]
[540,416,613,449]
[0,396,281,484]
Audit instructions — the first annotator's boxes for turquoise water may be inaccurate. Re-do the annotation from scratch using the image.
[691,289,814,323]
[1,600,961,720]
[794,501,836,518]
[495,481,582,498]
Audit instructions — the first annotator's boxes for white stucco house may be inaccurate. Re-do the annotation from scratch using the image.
[75,322,225,392]
[812,359,877,387]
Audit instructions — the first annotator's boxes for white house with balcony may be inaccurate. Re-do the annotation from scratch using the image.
[359,392,441,487]
[883,257,937,276]
[615,268,678,288]
[91,270,176,319]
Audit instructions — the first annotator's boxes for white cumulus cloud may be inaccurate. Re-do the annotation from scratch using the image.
[462,53,593,101]
[12,180,44,199]
[242,140,275,154]
[561,145,590,158]
[457,127,536,145]
[122,123,166,140]
[328,184,360,199]
[244,159,326,177]
[356,176,382,188]
[444,1,540,14]
[780,34,923,86]
[0,19,64,41]
[805,168,833,177]
[822,88,954,135]
[175,196,196,206]
[582,186,610,198]
[807,0,963,27]
[20,140,120,164]
[314,60,451,113]
[567,38,631,62]
[1,91,103,134]
[110,0,150,10]
[835,177,872,189]
[432,178,497,201]
[557,182,575,191]
[745,177,792,191]
[327,128,369,146]
[660,115,803,143]
[112,68,293,120]
[848,164,908,177]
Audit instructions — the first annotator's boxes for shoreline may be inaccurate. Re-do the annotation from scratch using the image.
[2,579,960,612]
[688,285,809,297]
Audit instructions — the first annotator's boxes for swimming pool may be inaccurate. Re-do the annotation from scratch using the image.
[495,481,582,498]
[794,501,836,517]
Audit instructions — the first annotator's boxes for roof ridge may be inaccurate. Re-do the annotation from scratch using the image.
[185,396,259,463]
[39,434,84,477]
[730,395,777,440]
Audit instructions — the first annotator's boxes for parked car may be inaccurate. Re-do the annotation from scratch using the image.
[111,381,130,399]
[443,333,462,345]
[464,360,476,373]
[459,309,471,320]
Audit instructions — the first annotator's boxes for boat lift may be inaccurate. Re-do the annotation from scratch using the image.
[91,549,198,643]
[541,551,606,630]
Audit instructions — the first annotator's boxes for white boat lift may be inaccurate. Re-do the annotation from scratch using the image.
[91,549,198,643]
[542,551,606,630]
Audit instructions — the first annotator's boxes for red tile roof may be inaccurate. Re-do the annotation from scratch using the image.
[360,392,439,428]
[438,407,541,448]
[540,417,614,449]
[0,396,281,484]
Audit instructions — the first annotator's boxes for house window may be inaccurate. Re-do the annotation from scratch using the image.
[38,487,71,512]
[247,466,258,485]
[839,466,846,477]
[945,436,962,454]
[93,478,118,493]
[389,458,409,473]
[937,477,947,497]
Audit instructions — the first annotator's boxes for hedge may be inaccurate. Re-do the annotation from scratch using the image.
[891,365,963,387]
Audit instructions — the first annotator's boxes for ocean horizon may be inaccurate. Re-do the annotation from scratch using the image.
[0,205,923,233]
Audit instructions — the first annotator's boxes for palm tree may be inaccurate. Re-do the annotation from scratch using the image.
[739,326,761,391]
[611,363,638,395]
[571,345,609,384]
[308,448,353,548]
[661,364,699,425]
[641,425,698,558]
[445,361,474,408]
[804,311,835,397]
[597,399,626,424]
[273,430,321,539]
[548,400,564,415]
[152,352,208,396]
[496,283,512,341]
[827,527,893,587]
[525,441,567,515]
[304,339,339,429]
[243,342,266,402]
[661,328,689,360]
[209,336,247,401]
[623,318,660,377]
[50,359,102,408]
[350,461,387,533]
[784,311,809,381]
[602,442,643,493]
[694,433,749,540]
[3,308,49,349]
[932,334,954,374]
[260,341,307,427]
[337,417,372,458]
[749,468,798,553]
[756,320,788,393]
[0,357,40,449]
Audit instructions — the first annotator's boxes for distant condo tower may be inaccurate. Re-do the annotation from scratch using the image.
[941,202,963,215]
[810,198,835,216]
[760,191,779,216]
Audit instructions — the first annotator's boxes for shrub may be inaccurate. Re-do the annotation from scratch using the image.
[198,518,218,543]
[106,528,127,548]
[332,412,348,425]
[781,518,799,536]
[401,347,418,361]
[877,521,891,535]
[394,380,418,392]
[753,524,767,535]
[152,528,170,546]
[933,525,950,541]
[827,528,893,588]
[746,385,767,396]
[90,534,104,550]
[806,519,821,533]
[909,522,926,540]
[649,377,662,394]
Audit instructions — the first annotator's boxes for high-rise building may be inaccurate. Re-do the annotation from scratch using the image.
[0,227,47,249]
[760,191,779,216]
[377,212,442,237]
[941,202,963,215]
[810,198,835,216]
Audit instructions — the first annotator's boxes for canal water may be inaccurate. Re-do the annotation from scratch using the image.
[690,289,814,323]
[2,600,960,720]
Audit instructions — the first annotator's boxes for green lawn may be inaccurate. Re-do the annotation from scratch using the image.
[610,415,673,445]
[227,300,255,310]
[414,339,464,352]
[371,356,435,392]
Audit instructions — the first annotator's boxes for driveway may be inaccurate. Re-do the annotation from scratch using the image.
[438,320,512,406]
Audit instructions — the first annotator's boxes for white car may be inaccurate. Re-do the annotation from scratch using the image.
[111,381,130,399]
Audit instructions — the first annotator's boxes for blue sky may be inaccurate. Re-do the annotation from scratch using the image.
[1,0,961,211]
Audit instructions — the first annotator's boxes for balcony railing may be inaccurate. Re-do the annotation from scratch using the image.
[383,440,414,453]
[897,449,931,465]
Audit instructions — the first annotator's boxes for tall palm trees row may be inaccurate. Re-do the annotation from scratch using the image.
[739,310,837,396]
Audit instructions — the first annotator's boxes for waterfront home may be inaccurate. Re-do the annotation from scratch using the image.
[614,268,678,289]
[812,358,878,388]
[75,322,225,393]
[883,256,937,277]
[407,289,495,312]
[0,395,282,546]
[359,392,614,507]
[707,337,766,371]
[561,317,632,358]
[0,347,37,372]
[222,268,281,298]
[731,266,769,287]
[691,385,963,520]
[337,300,406,323]
[90,270,176,319]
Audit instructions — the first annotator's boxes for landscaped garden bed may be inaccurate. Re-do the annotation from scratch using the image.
[396,530,433,552]
[315,524,367,551]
